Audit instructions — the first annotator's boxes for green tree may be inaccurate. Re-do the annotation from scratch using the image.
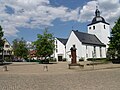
[12,38,28,60]
[0,25,4,62]
[0,25,4,50]
[34,29,55,59]
[108,17,120,60]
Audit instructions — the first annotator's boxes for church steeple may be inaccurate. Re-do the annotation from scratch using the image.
[87,5,110,49]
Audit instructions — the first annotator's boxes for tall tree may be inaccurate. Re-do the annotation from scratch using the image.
[108,17,120,60]
[12,38,28,60]
[34,29,55,59]
[0,25,4,62]
[0,26,4,52]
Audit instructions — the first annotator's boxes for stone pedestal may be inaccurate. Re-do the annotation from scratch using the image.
[3,66,7,71]
[43,65,48,71]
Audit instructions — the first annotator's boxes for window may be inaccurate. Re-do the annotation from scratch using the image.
[5,45,10,48]
[56,49,58,53]
[93,26,95,30]
[56,45,57,48]
[100,47,102,57]
[89,27,91,29]
[104,25,106,29]
[93,46,96,57]
[56,40,57,44]
[86,54,88,58]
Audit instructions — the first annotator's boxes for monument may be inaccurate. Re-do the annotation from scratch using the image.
[70,45,77,64]
[68,45,84,69]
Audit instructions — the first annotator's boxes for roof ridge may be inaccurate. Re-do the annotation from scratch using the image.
[72,30,95,36]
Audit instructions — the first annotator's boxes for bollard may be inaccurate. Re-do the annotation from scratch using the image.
[3,65,7,71]
[43,65,48,71]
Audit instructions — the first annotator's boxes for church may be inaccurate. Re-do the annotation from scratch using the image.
[54,8,111,62]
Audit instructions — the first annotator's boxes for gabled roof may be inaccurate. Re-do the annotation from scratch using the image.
[3,38,12,46]
[57,38,68,45]
[73,30,106,46]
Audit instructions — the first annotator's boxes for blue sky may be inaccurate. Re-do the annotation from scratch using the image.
[0,0,120,43]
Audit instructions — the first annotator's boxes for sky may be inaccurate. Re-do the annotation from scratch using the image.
[0,0,120,43]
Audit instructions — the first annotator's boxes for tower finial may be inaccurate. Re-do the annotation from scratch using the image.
[96,5,98,9]
[95,1,100,17]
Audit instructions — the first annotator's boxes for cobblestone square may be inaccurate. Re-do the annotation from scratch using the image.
[0,62,120,90]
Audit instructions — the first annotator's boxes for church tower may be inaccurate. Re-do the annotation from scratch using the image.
[87,7,110,48]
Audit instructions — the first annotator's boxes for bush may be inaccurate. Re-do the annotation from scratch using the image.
[26,59,39,62]
[49,58,56,62]
[87,58,106,61]
[111,59,120,64]
[87,58,110,64]
[79,57,84,61]
[4,57,12,62]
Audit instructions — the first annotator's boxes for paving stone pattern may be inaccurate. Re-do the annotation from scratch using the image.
[0,63,120,90]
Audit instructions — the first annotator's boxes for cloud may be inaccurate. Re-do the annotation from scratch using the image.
[0,0,79,37]
[0,0,119,37]
[79,0,120,27]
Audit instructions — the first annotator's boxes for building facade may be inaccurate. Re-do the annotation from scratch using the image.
[0,38,13,61]
[88,8,110,48]
[54,38,67,62]
[66,30,106,62]
[54,8,110,62]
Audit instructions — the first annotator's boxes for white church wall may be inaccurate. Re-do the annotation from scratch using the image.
[87,45,93,58]
[66,31,82,63]
[81,45,86,61]
[101,47,106,58]
[82,44,106,60]
[95,46,99,58]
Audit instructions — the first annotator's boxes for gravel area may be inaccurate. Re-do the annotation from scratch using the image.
[0,62,120,90]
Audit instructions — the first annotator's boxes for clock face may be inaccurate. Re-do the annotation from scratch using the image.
[96,17,102,21]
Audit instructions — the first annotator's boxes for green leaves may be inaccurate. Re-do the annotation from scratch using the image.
[0,25,4,52]
[12,38,28,59]
[0,26,3,39]
[34,29,55,58]
[108,17,120,59]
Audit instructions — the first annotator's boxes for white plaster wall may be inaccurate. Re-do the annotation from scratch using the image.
[96,47,100,58]
[66,31,107,63]
[54,38,66,62]
[101,47,106,58]
[87,45,93,58]
[66,31,82,63]
[82,44,106,60]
